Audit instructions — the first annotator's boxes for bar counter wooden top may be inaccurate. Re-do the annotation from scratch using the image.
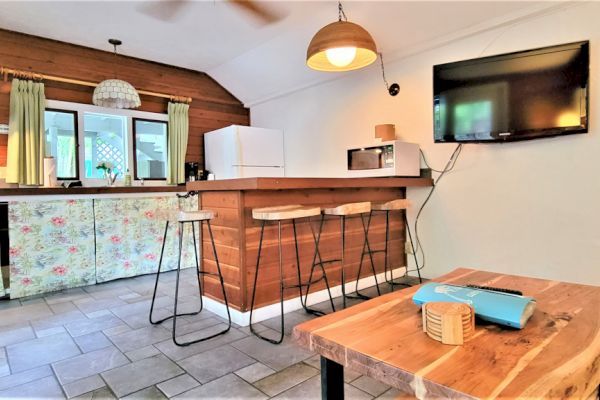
[186,176,433,191]
[293,268,600,399]
[185,177,433,312]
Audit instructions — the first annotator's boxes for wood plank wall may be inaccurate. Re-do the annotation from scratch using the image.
[199,188,407,312]
[0,29,249,168]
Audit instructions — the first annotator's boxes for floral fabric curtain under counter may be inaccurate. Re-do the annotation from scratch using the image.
[94,196,198,283]
[9,199,96,298]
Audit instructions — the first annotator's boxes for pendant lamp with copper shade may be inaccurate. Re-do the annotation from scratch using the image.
[307,1,378,72]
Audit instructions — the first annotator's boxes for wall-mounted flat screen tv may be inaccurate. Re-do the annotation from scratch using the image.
[433,41,589,143]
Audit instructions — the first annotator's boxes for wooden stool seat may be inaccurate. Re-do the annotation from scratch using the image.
[177,210,216,222]
[253,205,321,221]
[371,199,411,211]
[323,201,371,216]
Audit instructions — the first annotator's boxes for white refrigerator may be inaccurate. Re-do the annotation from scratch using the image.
[204,125,285,179]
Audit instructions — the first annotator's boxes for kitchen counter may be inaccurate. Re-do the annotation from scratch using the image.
[186,177,433,316]
[186,176,433,191]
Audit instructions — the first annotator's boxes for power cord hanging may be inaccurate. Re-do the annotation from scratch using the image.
[379,52,400,96]
[410,144,464,274]
[338,1,347,22]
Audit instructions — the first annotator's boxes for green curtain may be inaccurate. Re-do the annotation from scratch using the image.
[166,102,189,185]
[6,79,46,185]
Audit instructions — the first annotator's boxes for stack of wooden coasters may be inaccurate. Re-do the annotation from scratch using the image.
[422,302,475,345]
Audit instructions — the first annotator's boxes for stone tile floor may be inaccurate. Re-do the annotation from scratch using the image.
[0,269,419,399]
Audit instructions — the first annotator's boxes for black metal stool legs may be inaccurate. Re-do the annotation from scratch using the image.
[302,215,336,316]
[149,218,231,347]
[149,220,203,325]
[350,212,381,300]
[249,220,285,344]
[172,220,231,346]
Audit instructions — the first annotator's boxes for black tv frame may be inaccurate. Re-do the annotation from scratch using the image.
[433,41,589,143]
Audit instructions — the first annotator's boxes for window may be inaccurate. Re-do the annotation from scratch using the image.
[133,119,167,180]
[44,109,78,179]
[83,113,128,179]
[44,100,168,185]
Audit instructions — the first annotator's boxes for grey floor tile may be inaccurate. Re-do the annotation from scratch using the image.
[85,310,113,319]
[173,374,267,400]
[234,362,275,383]
[7,332,81,373]
[124,345,161,362]
[0,302,54,327]
[73,332,112,353]
[71,386,116,400]
[32,310,88,331]
[110,297,172,320]
[103,324,132,337]
[0,325,35,347]
[0,375,65,399]
[118,293,142,301]
[122,386,167,399]
[108,325,171,353]
[178,344,255,384]
[74,298,127,315]
[45,288,91,305]
[0,365,53,390]
[350,375,390,397]
[272,375,373,400]
[49,301,79,315]
[119,309,173,330]
[62,375,106,399]
[53,346,129,384]
[156,374,199,398]
[375,387,413,399]
[230,329,313,371]
[37,326,68,338]
[261,311,316,336]
[237,323,270,336]
[254,362,318,397]
[101,354,183,398]
[154,324,246,361]
[0,349,9,378]
[65,315,124,338]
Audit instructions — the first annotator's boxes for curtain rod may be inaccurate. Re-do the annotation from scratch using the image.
[0,66,192,104]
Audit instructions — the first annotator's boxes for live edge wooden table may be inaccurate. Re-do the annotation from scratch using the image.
[293,268,600,400]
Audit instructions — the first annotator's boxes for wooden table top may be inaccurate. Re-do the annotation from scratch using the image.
[293,268,600,399]
[186,177,433,191]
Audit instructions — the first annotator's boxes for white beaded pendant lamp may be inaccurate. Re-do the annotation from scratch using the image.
[93,39,141,109]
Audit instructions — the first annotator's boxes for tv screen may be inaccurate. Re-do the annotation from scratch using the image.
[433,41,589,143]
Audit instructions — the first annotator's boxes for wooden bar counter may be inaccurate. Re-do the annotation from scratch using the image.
[186,177,433,312]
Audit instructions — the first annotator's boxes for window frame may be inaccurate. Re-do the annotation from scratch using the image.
[44,108,80,181]
[132,117,168,181]
[46,100,169,187]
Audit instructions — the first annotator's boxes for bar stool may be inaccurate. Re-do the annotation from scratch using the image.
[365,199,422,290]
[249,204,334,345]
[149,209,232,347]
[305,202,380,310]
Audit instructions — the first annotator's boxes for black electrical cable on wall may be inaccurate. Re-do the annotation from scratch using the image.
[410,144,463,274]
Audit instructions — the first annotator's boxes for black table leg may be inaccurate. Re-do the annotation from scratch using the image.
[321,356,344,400]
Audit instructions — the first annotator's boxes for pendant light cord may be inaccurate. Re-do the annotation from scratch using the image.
[338,1,347,22]
[379,52,389,90]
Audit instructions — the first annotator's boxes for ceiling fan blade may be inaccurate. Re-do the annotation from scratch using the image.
[137,0,190,22]
[229,0,283,24]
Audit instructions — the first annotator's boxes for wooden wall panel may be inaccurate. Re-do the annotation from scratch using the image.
[0,29,249,168]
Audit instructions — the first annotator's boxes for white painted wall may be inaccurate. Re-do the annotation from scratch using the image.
[251,2,600,285]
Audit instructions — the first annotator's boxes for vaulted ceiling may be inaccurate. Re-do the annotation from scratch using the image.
[0,1,560,106]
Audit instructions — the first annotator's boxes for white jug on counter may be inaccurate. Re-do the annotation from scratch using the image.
[43,156,58,188]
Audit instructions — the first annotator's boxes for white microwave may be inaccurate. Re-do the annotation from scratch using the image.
[347,140,420,177]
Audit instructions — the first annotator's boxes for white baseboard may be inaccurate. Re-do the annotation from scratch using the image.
[201,266,408,327]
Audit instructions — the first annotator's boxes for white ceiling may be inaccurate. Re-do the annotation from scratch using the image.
[0,1,560,107]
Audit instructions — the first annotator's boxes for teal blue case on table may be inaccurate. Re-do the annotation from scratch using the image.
[412,283,536,329]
